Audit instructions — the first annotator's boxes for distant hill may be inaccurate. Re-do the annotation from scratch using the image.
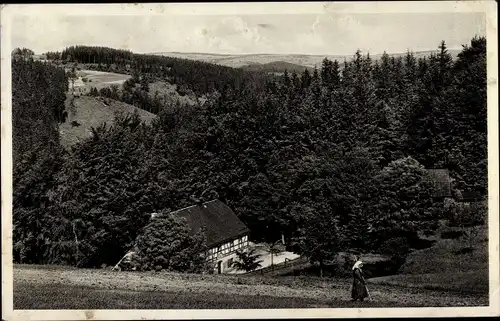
[151,49,462,70]
[59,96,156,148]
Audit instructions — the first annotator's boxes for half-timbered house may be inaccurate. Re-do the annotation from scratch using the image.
[152,199,250,274]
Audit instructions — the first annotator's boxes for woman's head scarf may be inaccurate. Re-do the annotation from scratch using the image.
[352,260,363,270]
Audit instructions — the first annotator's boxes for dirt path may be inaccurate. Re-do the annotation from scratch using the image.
[14,266,487,307]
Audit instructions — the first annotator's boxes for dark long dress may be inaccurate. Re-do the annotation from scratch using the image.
[351,268,368,301]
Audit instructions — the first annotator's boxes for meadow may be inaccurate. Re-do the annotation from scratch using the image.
[13,223,489,309]
[369,225,489,295]
[59,96,157,148]
[14,261,488,309]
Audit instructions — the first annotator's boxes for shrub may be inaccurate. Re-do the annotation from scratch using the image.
[448,200,486,228]
[441,230,464,239]
[443,198,461,221]
[453,247,474,255]
[232,248,263,272]
[366,157,442,248]
[134,212,208,273]
[362,255,407,277]
[378,237,411,256]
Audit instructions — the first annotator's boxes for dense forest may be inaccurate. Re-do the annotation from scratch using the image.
[14,37,487,271]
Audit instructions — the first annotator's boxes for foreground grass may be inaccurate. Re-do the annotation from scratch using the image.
[369,270,488,294]
[14,265,488,309]
[15,282,400,309]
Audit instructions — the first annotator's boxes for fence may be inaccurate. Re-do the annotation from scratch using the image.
[244,256,309,276]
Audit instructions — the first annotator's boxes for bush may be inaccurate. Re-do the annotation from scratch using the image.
[443,198,461,221]
[453,247,474,255]
[378,237,411,256]
[133,212,208,273]
[232,248,263,272]
[441,230,464,239]
[366,157,442,247]
[448,199,486,228]
[362,255,407,277]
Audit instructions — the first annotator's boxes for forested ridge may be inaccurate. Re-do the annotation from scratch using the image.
[52,45,269,96]
[14,37,487,271]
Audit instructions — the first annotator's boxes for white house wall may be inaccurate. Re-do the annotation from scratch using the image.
[207,235,249,273]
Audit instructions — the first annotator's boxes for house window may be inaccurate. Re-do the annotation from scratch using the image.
[227,258,233,268]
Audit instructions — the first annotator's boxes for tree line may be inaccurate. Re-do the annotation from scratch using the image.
[13,37,486,271]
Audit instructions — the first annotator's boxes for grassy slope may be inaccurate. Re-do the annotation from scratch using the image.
[59,96,156,148]
[14,283,337,309]
[14,264,487,309]
[369,225,488,294]
[76,69,131,88]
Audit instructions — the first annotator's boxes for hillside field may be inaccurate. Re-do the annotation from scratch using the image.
[14,260,487,309]
[59,96,156,148]
[13,225,489,309]
[369,225,489,295]
[72,69,131,91]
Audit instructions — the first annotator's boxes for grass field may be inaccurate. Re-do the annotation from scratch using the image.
[15,283,362,309]
[59,96,157,148]
[13,264,488,309]
[369,225,489,295]
[73,69,131,91]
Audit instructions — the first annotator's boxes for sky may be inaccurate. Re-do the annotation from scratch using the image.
[11,12,486,56]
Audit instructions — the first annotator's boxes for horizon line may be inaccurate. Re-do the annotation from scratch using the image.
[140,47,463,57]
[32,45,464,58]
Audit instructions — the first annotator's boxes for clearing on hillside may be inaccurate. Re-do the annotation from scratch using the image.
[70,69,131,96]
[59,96,156,148]
[369,225,488,295]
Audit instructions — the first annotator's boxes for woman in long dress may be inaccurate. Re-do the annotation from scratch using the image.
[351,260,368,301]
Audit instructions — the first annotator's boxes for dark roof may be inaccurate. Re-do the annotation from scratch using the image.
[167,199,249,247]
[426,169,452,198]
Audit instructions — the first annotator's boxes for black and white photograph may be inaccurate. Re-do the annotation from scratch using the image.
[1,1,498,320]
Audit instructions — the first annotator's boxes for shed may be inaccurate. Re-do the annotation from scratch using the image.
[426,169,453,199]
